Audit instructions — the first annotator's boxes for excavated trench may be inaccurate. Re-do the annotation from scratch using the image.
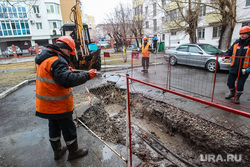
[75,83,250,167]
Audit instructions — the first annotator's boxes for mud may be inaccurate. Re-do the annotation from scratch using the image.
[75,83,250,167]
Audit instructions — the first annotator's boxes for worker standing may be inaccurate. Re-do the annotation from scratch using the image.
[225,26,250,104]
[35,36,97,161]
[141,37,153,72]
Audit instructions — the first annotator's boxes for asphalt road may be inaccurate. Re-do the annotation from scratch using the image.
[0,56,249,166]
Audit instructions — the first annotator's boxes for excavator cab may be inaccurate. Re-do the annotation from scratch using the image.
[61,23,101,71]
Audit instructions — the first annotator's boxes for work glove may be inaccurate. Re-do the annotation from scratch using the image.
[69,66,74,72]
[242,67,250,75]
[88,69,97,79]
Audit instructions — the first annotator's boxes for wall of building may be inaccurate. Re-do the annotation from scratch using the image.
[140,0,250,50]
[0,0,65,55]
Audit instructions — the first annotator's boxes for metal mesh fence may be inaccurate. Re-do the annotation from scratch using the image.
[70,51,250,166]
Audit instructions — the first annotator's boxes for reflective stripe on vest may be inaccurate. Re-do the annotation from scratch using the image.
[36,56,74,115]
[231,43,250,68]
[36,75,56,84]
[142,43,150,57]
[36,91,72,101]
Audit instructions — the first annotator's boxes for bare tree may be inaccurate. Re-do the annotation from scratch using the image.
[208,0,236,50]
[160,0,201,44]
[129,4,144,47]
[104,2,134,61]
[161,0,237,49]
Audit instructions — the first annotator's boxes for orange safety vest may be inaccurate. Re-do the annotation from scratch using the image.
[36,56,74,115]
[142,43,150,57]
[231,43,250,68]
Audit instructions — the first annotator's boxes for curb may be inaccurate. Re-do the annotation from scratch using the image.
[0,79,36,100]
[0,62,164,99]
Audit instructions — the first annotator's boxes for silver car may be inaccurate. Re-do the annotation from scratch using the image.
[3,46,23,57]
[164,43,231,72]
[97,41,110,48]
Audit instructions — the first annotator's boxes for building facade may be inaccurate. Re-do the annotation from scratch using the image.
[0,0,69,55]
[84,14,96,41]
[133,0,250,49]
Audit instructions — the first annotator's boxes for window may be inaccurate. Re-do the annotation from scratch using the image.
[33,5,39,13]
[0,20,30,36]
[36,23,42,29]
[177,45,188,52]
[46,3,60,14]
[162,0,166,6]
[167,9,178,22]
[162,34,165,40]
[242,22,250,26]
[146,21,149,28]
[171,31,176,35]
[153,19,157,31]
[198,29,205,39]
[162,16,165,23]
[0,4,26,19]
[153,3,156,16]
[49,20,62,29]
[145,6,148,15]
[199,5,206,17]
[246,0,250,6]
[55,4,60,14]
[189,46,201,53]
[213,26,221,38]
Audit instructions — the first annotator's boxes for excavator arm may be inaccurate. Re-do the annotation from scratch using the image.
[60,0,101,70]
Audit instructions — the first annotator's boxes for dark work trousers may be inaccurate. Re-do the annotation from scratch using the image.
[142,57,149,69]
[227,72,249,92]
[48,116,77,142]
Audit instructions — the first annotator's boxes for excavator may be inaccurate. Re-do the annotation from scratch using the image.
[60,0,101,71]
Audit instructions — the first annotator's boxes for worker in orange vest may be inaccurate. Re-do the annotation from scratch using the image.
[35,36,97,161]
[225,26,250,104]
[141,37,153,72]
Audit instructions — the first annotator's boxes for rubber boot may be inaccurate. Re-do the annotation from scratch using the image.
[50,140,67,160]
[225,89,235,99]
[234,92,242,104]
[67,140,88,161]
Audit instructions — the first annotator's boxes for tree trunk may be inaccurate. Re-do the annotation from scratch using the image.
[218,23,234,50]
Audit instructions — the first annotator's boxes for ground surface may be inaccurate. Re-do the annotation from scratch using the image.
[0,61,36,92]
[0,58,249,166]
[72,83,250,166]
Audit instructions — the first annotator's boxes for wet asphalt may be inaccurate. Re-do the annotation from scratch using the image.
[0,81,141,167]
[0,55,249,166]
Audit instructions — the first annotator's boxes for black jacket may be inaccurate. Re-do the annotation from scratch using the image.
[226,37,250,74]
[35,44,91,88]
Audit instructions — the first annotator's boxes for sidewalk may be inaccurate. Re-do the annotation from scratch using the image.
[0,81,141,166]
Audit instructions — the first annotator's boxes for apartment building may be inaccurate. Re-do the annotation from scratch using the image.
[133,0,250,49]
[85,14,96,41]
[0,0,75,55]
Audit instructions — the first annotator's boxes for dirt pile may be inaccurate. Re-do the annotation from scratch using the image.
[77,84,249,166]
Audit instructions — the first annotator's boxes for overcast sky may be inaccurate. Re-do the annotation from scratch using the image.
[81,0,132,24]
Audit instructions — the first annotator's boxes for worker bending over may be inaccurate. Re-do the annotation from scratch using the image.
[35,36,97,161]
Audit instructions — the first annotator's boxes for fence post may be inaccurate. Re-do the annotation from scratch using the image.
[35,43,39,55]
[12,45,17,58]
[211,56,219,102]
[126,76,132,167]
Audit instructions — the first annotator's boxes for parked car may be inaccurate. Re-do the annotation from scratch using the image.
[97,41,110,48]
[164,43,231,72]
[3,46,22,57]
[126,44,140,52]
[28,46,46,54]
